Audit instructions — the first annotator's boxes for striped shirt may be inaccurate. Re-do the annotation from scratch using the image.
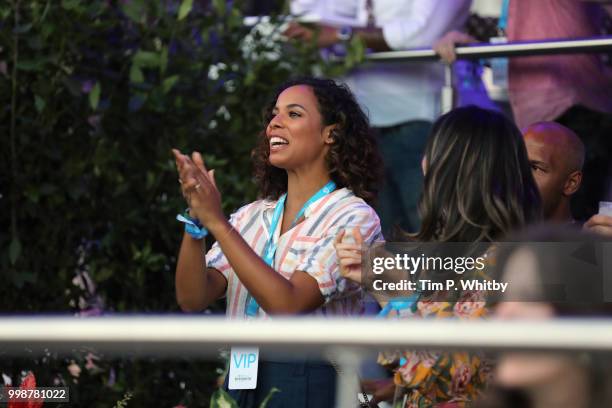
[206,187,383,319]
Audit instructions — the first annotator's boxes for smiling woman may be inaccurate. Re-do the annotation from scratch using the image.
[173,77,383,407]
[252,77,382,205]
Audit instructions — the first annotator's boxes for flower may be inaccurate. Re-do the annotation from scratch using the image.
[85,352,100,372]
[417,300,448,317]
[7,371,43,408]
[450,363,472,396]
[207,63,227,81]
[81,80,95,94]
[453,291,486,319]
[240,17,284,62]
[107,368,116,388]
[396,351,440,386]
[2,373,11,386]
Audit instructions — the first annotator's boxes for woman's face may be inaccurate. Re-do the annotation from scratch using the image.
[495,248,574,389]
[266,85,335,172]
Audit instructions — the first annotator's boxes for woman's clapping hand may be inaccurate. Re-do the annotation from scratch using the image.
[172,149,224,229]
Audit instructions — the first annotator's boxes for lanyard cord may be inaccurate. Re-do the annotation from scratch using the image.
[498,0,510,33]
[245,181,336,317]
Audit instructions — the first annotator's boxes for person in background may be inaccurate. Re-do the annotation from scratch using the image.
[522,122,584,224]
[475,225,612,408]
[173,77,383,407]
[335,106,541,407]
[520,121,612,232]
[284,0,472,237]
[434,0,612,222]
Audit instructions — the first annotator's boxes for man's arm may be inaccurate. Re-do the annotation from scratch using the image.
[283,23,391,52]
[284,0,471,51]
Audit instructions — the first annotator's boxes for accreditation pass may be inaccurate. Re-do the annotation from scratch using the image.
[228,347,259,389]
[0,387,70,403]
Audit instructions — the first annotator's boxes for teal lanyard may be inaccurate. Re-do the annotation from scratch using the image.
[245,181,336,317]
[498,0,510,32]
[377,292,421,318]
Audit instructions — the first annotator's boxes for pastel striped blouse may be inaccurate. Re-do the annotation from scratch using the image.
[206,187,382,318]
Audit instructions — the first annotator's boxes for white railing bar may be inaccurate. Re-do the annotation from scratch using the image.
[1,317,612,352]
[365,36,612,62]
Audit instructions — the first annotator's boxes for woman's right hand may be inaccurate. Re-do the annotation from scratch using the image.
[334,227,364,284]
[172,149,224,229]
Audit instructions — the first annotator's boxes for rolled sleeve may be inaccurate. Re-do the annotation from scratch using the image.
[205,203,253,280]
[205,241,231,280]
[296,204,382,302]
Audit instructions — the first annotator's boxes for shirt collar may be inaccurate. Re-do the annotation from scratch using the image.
[260,188,349,232]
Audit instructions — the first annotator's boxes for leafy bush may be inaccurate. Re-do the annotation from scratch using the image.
[0,0,362,405]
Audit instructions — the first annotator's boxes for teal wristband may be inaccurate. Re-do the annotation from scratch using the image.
[176,210,208,239]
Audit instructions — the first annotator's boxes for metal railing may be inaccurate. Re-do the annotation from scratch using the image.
[2,316,612,407]
[365,36,612,62]
[361,36,612,113]
[4,36,612,408]
[4,317,612,352]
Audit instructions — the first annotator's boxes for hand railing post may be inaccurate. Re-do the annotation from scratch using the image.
[326,346,365,408]
[441,63,454,114]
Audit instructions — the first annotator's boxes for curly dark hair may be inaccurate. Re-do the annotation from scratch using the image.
[251,77,382,204]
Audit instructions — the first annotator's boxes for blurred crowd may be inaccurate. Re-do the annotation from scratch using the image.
[284,0,612,233]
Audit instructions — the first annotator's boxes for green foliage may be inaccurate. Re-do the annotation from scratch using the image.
[258,387,280,407]
[0,0,362,406]
[0,0,361,312]
[113,391,133,408]
[209,386,279,408]
[210,388,239,408]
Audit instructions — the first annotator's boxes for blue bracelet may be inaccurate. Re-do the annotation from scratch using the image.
[176,210,208,239]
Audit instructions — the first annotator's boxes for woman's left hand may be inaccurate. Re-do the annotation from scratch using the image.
[172,149,224,229]
[334,227,364,284]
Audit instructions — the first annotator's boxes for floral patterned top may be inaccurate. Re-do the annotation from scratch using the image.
[378,251,495,408]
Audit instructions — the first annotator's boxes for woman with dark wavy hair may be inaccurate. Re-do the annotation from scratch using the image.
[252,77,382,205]
[415,105,541,243]
[336,106,542,407]
[173,77,383,407]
